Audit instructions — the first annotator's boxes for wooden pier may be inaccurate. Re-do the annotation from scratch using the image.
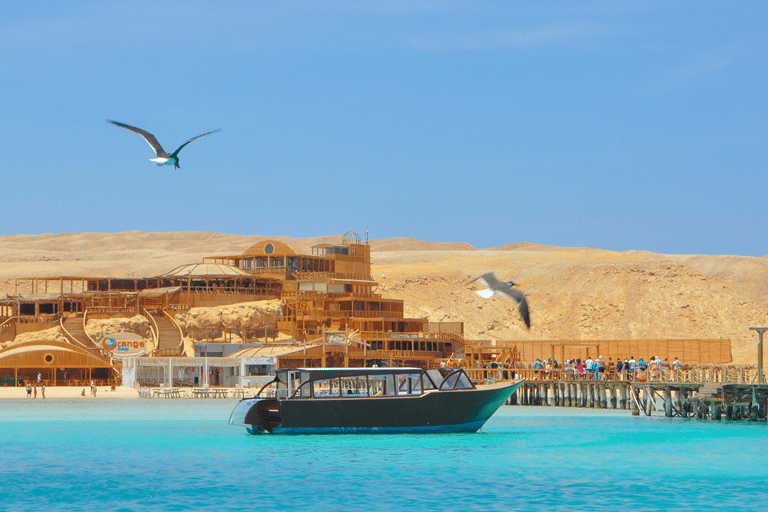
[465,365,768,422]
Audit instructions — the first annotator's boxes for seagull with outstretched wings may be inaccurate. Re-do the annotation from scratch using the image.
[108,120,220,169]
[469,272,530,329]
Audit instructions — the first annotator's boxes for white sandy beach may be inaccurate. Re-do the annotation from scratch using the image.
[0,386,139,399]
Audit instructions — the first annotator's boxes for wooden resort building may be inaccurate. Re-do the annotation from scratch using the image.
[0,231,733,388]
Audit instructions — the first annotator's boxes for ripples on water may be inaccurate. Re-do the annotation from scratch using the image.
[1,400,766,511]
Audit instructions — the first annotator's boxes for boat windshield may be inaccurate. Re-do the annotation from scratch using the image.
[426,369,475,390]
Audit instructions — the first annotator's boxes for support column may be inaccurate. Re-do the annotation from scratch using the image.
[750,327,767,384]
[664,387,673,417]
[630,388,639,416]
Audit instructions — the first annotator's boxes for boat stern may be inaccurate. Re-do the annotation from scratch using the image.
[229,398,281,434]
[229,398,260,427]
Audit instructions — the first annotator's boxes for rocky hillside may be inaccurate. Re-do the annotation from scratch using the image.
[0,232,765,364]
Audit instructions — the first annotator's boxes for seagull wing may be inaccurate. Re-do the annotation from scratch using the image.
[169,129,221,158]
[107,120,167,157]
[497,286,531,329]
[478,272,502,289]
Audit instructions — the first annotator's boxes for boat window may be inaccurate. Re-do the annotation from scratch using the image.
[424,370,442,390]
[367,374,395,397]
[441,370,474,390]
[340,376,368,397]
[397,374,423,395]
[313,377,342,398]
[282,371,310,399]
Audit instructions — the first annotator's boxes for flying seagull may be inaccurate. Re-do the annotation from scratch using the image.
[469,272,530,329]
[107,120,220,169]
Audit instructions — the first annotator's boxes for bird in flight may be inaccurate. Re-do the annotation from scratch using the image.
[469,272,530,329]
[107,120,220,169]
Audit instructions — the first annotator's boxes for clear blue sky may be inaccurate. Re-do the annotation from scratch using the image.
[2,1,765,256]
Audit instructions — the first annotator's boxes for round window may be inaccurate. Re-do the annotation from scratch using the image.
[264,243,274,254]
[44,353,54,364]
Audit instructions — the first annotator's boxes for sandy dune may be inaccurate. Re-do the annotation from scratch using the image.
[1,232,765,364]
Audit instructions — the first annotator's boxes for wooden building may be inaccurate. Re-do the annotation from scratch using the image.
[0,230,733,386]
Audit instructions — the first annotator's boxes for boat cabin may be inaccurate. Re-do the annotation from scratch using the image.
[271,367,475,400]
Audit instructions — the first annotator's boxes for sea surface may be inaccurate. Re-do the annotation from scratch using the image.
[1,399,766,511]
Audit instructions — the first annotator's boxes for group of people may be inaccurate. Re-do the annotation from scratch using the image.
[532,356,684,381]
[25,372,45,398]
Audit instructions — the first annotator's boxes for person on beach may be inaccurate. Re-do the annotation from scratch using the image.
[26,383,32,398]
[33,385,37,399]
[41,383,45,399]
[37,373,41,385]
[81,389,86,397]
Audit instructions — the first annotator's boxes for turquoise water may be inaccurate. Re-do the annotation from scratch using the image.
[1,399,767,511]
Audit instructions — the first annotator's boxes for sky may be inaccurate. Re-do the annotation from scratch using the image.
[1,1,766,256]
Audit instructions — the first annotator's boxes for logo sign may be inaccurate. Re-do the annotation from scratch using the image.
[327,335,345,344]
[101,332,146,358]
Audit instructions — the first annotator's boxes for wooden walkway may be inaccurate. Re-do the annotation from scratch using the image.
[465,365,768,422]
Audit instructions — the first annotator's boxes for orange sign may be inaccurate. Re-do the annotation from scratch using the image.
[101,332,146,357]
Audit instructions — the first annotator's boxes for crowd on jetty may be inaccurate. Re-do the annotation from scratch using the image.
[481,355,685,382]
[536,355,684,381]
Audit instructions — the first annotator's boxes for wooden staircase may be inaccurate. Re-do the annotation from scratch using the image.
[151,312,184,356]
[61,316,96,350]
[60,315,114,366]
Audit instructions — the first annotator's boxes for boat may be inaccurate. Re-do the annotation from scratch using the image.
[229,366,524,434]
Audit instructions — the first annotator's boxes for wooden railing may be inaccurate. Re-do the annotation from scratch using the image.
[464,365,762,385]
[16,313,62,325]
[293,309,403,320]
[359,330,462,344]
[142,308,159,356]
[282,291,383,300]
[0,316,17,343]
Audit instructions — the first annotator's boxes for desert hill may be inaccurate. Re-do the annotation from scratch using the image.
[0,231,765,364]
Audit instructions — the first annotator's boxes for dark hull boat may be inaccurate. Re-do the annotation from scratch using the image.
[229,367,523,435]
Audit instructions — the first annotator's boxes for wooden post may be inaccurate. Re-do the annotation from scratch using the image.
[630,388,639,415]
[664,387,673,417]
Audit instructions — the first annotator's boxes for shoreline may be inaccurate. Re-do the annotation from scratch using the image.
[0,386,139,399]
